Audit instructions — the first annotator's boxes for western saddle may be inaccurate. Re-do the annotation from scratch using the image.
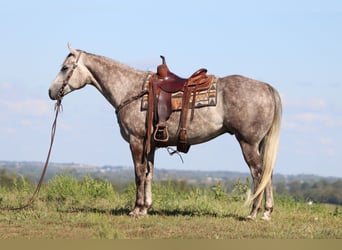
[147,56,213,153]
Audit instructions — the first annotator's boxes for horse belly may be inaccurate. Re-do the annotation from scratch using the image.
[166,106,225,145]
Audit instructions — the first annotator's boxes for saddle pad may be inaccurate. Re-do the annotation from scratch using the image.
[141,77,217,111]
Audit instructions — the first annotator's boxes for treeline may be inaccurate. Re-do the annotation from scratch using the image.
[203,177,342,205]
[275,179,342,205]
[0,168,341,205]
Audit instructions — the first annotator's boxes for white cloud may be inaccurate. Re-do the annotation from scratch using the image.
[0,99,51,117]
[281,94,342,135]
[295,112,321,123]
[282,95,328,110]
[319,137,337,157]
[20,119,34,126]
[129,57,161,71]
[0,127,16,135]
[0,81,13,90]
[319,137,334,145]
[295,112,342,127]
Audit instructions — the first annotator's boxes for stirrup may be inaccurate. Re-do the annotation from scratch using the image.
[153,125,169,142]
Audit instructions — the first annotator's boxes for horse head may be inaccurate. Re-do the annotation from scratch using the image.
[48,44,91,100]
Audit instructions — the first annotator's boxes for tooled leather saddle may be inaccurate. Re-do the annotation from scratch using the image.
[146,56,214,153]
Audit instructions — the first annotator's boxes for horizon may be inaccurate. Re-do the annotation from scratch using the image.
[1,160,341,179]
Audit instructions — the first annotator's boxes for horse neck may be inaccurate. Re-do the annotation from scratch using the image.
[82,52,146,108]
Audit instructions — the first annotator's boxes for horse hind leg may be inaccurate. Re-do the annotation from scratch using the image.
[238,140,264,220]
[261,179,274,221]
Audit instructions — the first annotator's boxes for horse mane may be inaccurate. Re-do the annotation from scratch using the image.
[80,50,144,74]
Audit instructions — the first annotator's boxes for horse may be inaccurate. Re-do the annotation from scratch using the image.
[49,45,282,220]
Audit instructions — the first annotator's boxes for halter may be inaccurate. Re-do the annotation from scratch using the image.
[56,51,83,104]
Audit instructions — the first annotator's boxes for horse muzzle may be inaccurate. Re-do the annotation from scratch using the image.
[48,88,57,100]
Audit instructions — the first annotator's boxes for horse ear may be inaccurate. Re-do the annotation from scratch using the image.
[67,43,78,55]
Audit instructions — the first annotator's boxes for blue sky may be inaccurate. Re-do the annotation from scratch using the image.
[0,0,341,177]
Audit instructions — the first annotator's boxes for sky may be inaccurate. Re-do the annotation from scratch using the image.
[0,0,341,177]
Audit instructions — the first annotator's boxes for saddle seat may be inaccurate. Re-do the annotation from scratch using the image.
[158,68,209,93]
[156,56,211,93]
[147,56,213,153]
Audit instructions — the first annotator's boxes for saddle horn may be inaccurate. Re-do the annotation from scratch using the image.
[157,55,169,77]
[160,55,166,64]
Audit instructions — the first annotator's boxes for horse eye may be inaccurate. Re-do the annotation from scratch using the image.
[61,65,68,72]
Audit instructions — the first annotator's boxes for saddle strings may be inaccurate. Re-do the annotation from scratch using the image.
[166,147,184,163]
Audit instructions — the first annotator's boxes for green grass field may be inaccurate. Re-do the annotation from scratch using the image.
[0,174,341,239]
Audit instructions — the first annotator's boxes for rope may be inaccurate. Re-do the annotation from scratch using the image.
[1,51,82,210]
[0,100,63,210]
[166,147,184,163]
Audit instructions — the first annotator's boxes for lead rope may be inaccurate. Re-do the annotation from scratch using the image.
[0,53,73,210]
[0,99,63,211]
[0,51,83,210]
[0,53,74,211]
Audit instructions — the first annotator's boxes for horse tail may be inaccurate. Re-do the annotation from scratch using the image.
[247,86,282,206]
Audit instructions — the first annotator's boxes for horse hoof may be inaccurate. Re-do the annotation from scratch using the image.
[129,208,148,218]
[261,212,271,221]
[246,215,256,221]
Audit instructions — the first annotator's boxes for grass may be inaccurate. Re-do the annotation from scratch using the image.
[0,174,341,239]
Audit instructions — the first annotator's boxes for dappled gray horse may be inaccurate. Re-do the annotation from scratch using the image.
[49,45,282,220]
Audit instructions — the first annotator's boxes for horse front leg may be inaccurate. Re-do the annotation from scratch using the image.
[128,136,154,217]
[144,148,155,211]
